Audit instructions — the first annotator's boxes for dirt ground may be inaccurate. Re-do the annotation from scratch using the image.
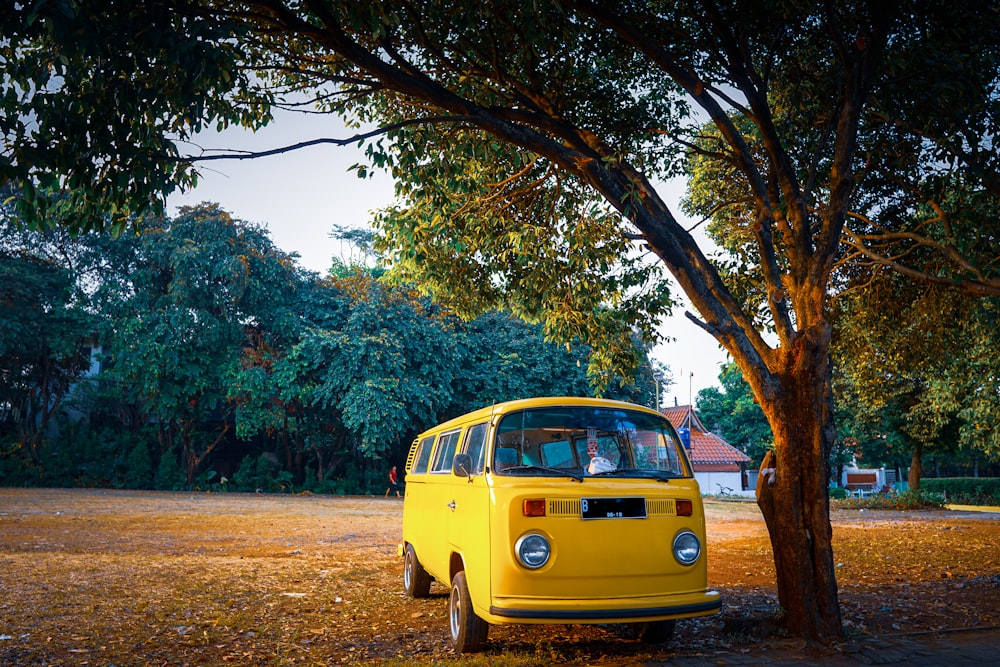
[0,488,998,666]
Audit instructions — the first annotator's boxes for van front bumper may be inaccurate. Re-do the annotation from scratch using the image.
[487,589,721,624]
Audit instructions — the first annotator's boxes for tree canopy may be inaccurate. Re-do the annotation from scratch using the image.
[696,362,772,467]
[832,272,1000,488]
[1,203,658,489]
[4,0,999,641]
[0,243,93,457]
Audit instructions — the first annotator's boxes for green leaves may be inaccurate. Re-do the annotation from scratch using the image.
[0,244,94,454]
[696,362,773,466]
[1,1,269,232]
[832,270,1000,466]
[82,204,300,482]
[292,274,460,455]
[372,126,675,390]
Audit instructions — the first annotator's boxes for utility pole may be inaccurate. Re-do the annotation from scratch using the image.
[652,369,665,412]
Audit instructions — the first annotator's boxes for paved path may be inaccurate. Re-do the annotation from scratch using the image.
[641,628,1000,666]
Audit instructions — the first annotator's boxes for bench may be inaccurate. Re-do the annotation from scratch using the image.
[845,472,878,497]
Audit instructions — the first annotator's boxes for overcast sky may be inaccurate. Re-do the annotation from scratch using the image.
[167,111,729,407]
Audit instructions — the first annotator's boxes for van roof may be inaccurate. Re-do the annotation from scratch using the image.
[417,396,666,437]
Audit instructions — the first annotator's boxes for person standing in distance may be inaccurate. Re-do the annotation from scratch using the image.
[385,465,400,497]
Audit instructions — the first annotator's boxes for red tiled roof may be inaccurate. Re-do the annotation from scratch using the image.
[661,405,691,428]
[662,405,752,466]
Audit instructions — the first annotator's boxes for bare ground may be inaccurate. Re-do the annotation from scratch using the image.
[0,488,997,666]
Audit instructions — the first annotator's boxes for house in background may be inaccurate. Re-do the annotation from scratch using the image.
[662,404,754,497]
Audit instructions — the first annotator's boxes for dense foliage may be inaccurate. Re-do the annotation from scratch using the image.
[921,478,1000,506]
[0,205,658,492]
[0,245,94,460]
[838,489,947,511]
[831,272,1000,489]
[695,362,772,466]
[696,358,999,489]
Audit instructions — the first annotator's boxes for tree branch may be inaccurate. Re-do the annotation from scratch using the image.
[173,115,468,163]
[841,227,1000,297]
[566,0,779,378]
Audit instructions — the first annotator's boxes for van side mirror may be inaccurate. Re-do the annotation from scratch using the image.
[452,453,474,478]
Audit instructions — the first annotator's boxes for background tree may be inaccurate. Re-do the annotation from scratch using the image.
[226,273,341,487]
[0,249,93,461]
[290,270,462,459]
[696,362,772,466]
[1,201,661,490]
[236,268,661,482]
[4,1,999,640]
[832,272,1000,489]
[96,204,300,485]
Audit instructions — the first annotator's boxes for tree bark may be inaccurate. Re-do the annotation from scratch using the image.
[753,329,842,641]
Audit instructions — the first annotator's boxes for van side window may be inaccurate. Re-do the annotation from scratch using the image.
[412,435,436,474]
[431,430,461,472]
[463,423,488,474]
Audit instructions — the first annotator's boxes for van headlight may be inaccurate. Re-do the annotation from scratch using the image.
[515,533,550,569]
[672,530,701,565]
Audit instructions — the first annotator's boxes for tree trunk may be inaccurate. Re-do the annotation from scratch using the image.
[753,332,842,641]
[283,426,292,471]
[186,420,230,486]
[313,442,325,483]
[908,442,923,491]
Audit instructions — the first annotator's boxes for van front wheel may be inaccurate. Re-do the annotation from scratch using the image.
[404,544,431,598]
[449,571,488,653]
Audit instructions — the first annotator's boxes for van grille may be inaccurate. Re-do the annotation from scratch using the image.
[547,499,581,517]
[647,499,677,516]
[545,498,677,517]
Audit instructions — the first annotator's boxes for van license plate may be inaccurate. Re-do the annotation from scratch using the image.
[581,497,647,519]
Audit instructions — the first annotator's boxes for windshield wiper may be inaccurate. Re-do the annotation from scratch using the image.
[588,469,679,483]
[503,465,584,482]
[645,471,680,483]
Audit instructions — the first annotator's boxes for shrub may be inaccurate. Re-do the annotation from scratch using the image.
[302,477,346,495]
[839,489,946,511]
[828,486,849,500]
[154,449,186,490]
[192,467,218,491]
[123,440,155,489]
[0,437,41,486]
[269,469,295,493]
[920,478,1000,506]
[229,454,275,492]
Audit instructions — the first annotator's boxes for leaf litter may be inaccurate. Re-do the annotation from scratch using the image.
[0,489,996,666]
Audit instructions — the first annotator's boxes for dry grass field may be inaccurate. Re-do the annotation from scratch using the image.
[0,488,997,666]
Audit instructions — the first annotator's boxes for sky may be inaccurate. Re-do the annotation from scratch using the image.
[167,111,730,408]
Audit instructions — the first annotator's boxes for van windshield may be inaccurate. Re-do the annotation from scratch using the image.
[492,407,688,479]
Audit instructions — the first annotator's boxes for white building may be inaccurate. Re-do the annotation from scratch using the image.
[662,405,754,497]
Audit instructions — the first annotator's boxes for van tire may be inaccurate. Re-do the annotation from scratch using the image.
[449,571,488,653]
[633,619,676,643]
[404,544,431,598]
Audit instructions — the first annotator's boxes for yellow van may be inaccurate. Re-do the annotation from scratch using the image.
[401,396,720,652]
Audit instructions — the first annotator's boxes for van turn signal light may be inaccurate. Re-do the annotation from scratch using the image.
[523,498,546,517]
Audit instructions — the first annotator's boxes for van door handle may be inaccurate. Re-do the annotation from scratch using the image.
[447,500,456,512]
